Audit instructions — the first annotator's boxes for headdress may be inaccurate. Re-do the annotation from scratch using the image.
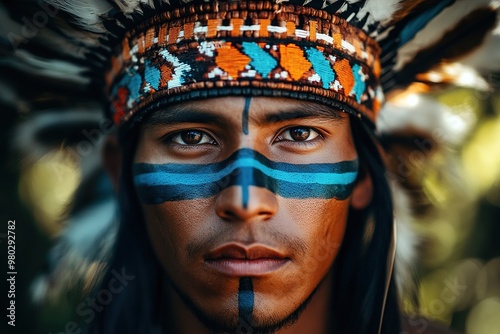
[1,0,498,318]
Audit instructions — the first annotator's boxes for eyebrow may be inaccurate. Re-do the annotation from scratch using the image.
[143,101,344,128]
[260,104,343,125]
[143,106,227,128]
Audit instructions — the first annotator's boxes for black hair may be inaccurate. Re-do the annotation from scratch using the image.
[88,115,401,334]
[330,118,400,334]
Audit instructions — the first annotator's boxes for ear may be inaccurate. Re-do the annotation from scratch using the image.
[351,167,373,210]
[102,135,122,192]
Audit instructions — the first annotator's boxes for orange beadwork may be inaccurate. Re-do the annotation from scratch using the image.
[184,22,194,39]
[167,26,180,45]
[309,21,317,42]
[216,43,251,78]
[207,19,218,38]
[286,21,296,36]
[333,33,342,49]
[106,1,382,127]
[145,27,155,49]
[158,26,167,45]
[260,19,270,37]
[334,59,355,96]
[279,44,312,81]
[160,64,173,88]
[232,18,244,37]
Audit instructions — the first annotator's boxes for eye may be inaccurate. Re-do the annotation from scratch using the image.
[275,127,321,142]
[169,130,216,145]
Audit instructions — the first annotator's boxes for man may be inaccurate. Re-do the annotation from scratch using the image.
[90,2,399,332]
[98,95,393,333]
[1,0,496,333]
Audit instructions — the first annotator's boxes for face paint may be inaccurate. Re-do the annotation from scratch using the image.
[242,97,251,135]
[237,277,254,331]
[133,148,358,204]
[241,97,252,208]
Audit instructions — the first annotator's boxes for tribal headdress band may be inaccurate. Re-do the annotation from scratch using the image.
[106,1,383,128]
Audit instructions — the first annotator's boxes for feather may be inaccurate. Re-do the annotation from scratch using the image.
[389,178,419,297]
[460,8,500,73]
[396,0,454,48]
[394,0,497,72]
[14,108,103,162]
[393,6,497,90]
[0,50,89,84]
[112,0,145,14]
[389,0,430,25]
[45,0,114,33]
[36,30,91,59]
[31,194,117,303]
[1,0,492,309]
[356,0,402,27]
[378,95,473,145]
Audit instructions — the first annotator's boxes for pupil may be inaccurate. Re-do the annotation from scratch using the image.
[181,130,202,144]
[290,127,310,141]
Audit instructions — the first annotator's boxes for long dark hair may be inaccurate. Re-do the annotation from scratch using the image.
[88,115,401,334]
[330,118,400,333]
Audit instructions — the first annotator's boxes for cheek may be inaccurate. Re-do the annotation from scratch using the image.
[282,197,349,280]
[251,198,349,316]
[141,200,213,277]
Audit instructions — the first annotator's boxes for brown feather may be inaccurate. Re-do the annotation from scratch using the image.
[390,0,436,24]
[395,7,497,87]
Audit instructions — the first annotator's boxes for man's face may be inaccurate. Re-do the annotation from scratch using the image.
[133,97,361,331]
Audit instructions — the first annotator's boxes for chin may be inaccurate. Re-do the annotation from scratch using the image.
[180,287,316,334]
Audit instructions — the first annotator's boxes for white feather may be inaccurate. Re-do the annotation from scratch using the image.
[140,0,157,8]
[112,0,143,14]
[45,0,114,33]
[394,0,498,72]
[377,96,473,145]
[356,0,401,25]
[389,179,419,296]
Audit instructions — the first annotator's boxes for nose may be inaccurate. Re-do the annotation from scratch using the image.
[215,186,278,222]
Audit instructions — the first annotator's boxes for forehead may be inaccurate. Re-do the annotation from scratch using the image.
[142,96,346,127]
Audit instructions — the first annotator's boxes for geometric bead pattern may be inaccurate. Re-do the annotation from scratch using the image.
[106,1,383,126]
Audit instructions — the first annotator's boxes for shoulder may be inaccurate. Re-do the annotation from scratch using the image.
[401,315,462,334]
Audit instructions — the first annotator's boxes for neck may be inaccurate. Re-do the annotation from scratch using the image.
[162,271,334,334]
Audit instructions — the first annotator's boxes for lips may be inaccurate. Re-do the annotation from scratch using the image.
[204,244,290,277]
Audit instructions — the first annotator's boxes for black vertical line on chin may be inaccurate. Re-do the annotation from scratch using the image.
[241,97,252,209]
[238,277,254,332]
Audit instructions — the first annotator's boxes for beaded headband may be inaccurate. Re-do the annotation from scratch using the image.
[106,1,384,128]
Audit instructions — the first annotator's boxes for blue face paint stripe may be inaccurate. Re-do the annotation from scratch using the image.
[133,149,359,204]
[135,178,356,204]
[133,148,357,174]
[241,166,251,209]
[242,97,251,135]
[241,98,252,208]
[134,158,358,186]
[133,149,358,175]
[238,277,254,328]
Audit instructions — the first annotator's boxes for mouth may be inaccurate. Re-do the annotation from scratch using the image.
[204,243,291,277]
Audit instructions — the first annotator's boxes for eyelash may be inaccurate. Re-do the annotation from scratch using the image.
[163,126,324,148]
[274,127,323,146]
[163,130,217,149]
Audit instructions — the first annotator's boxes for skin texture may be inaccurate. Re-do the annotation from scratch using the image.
[129,97,372,333]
